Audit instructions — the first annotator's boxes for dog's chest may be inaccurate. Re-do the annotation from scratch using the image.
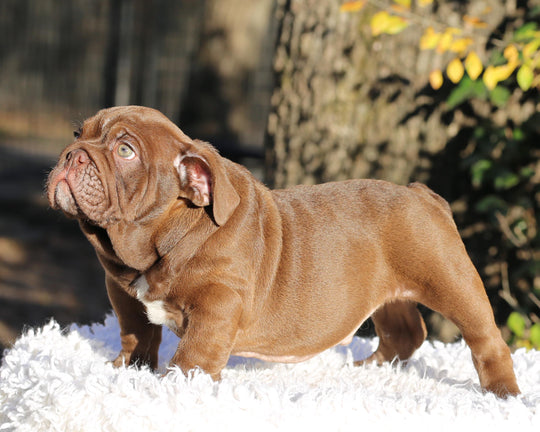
[132,275,177,330]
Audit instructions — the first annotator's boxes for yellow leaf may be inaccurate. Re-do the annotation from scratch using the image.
[464,51,483,80]
[419,0,434,6]
[446,27,463,35]
[339,1,366,12]
[447,58,465,84]
[392,0,411,12]
[483,63,517,90]
[390,4,410,14]
[386,17,409,34]
[429,69,444,90]
[463,15,488,29]
[483,66,498,90]
[393,0,411,7]
[504,44,519,63]
[434,29,461,54]
[436,31,454,54]
[497,63,518,80]
[419,27,441,50]
[449,37,473,54]
[371,12,389,36]
[370,11,409,36]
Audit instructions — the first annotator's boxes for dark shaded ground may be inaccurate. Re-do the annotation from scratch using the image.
[0,140,110,356]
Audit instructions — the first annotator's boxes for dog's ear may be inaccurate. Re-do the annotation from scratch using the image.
[174,153,212,207]
[174,148,240,226]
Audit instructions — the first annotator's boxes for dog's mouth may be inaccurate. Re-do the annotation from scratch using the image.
[47,149,113,226]
[50,176,78,215]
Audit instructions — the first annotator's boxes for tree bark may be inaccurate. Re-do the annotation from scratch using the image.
[264,0,504,189]
[264,0,522,340]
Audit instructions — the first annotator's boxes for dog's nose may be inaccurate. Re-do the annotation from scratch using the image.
[66,149,89,166]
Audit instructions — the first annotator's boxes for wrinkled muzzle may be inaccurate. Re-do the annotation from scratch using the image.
[47,148,112,226]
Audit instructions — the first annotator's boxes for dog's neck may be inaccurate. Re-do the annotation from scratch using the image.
[80,202,218,275]
[152,202,218,265]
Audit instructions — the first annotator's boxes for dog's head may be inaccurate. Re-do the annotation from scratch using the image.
[47,106,240,230]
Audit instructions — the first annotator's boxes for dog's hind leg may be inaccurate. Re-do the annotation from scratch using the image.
[354,300,427,365]
[418,269,520,397]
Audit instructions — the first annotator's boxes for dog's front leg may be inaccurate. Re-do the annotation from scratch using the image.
[169,284,243,380]
[106,274,162,370]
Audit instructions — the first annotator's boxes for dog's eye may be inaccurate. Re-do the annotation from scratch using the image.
[116,143,136,160]
[73,127,82,139]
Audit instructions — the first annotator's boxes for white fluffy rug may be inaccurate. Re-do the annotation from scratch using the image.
[1,314,539,431]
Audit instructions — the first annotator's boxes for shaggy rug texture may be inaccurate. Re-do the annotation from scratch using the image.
[1,314,539,431]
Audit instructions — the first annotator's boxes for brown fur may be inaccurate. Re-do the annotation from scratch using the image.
[47,106,520,397]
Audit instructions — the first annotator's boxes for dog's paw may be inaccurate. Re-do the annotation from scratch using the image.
[110,351,130,368]
[110,349,158,371]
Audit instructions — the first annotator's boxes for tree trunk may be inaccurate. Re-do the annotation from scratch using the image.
[179,0,275,155]
[264,0,504,189]
[264,0,521,341]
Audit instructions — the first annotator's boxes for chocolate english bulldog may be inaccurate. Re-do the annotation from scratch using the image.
[47,106,519,397]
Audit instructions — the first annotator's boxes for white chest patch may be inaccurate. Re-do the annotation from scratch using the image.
[132,275,177,329]
[133,275,150,299]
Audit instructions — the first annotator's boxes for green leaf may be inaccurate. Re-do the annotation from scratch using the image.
[474,195,507,213]
[507,312,526,338]
[471,159,492,186]
[494,170,520,190]
[489,85,511,107]
[517,65,534,91]
[520,166,535,178]
[446,76,487,108]
[512,128,525,141]
[529,261,540,281]
[530,323,540,349]
[523,38,540,59]
[531,5,540,17]
[514,22,538,42]
[473,126,486,139]
[446,79,472,108]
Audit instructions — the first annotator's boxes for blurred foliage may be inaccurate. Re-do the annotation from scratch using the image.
[507,311,540,350]
[445,7,540,350]
[461,110,539,349]
[342,1,540,91]
[341,0,540,347]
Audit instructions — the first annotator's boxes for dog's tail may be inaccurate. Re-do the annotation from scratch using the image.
[407,182,452,216]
